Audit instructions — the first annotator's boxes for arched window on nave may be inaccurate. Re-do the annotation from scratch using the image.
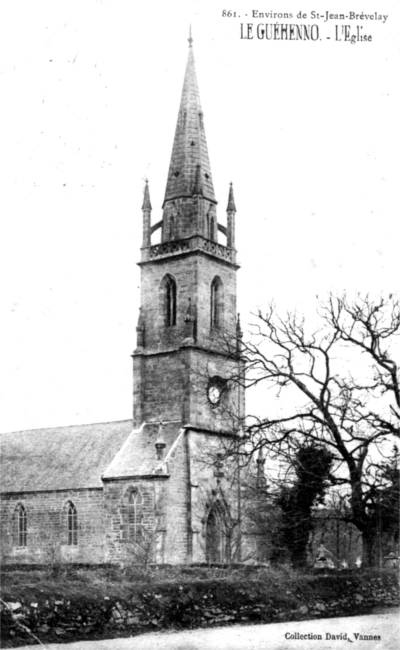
[121,487,144,544]
[67,502,78,546]
[13,503,27,547]
[127,488,143,542]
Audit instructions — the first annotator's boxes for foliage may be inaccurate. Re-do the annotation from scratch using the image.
[363,447,400,547]
[271,444,334,567]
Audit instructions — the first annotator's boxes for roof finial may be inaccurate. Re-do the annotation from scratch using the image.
[188,25,193,48]
[142,178,152,211]
[236,312,243,338]
[155,421,166,461]
[227,182,236,212]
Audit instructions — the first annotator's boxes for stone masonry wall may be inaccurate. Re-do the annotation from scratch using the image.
[188,347,244,432]
[133,345,242,432]
[103,479,157,565]
[188,429,241,563]
[133,351,188,426]
[195,254,237,349]
[139,255,198,351]
[161,197,217,243]
[3,571,397,646]
[0,489,105,565]
[164,434,190,563]
[139,252,237,354]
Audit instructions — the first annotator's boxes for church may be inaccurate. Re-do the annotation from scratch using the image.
[0,34,248,565]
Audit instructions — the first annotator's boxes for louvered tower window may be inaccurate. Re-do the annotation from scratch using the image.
[165,276,177,326]
[211,276,224,329]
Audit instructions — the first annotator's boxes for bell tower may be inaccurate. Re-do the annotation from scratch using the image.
[133,32,244,434]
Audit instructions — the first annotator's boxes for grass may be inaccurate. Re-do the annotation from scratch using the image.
[1,564,398,607]
[0,564,295,603]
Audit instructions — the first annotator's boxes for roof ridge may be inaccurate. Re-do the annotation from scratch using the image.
[0,419,132,436]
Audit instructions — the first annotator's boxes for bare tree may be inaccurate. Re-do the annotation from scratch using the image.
[218,293,400,566]
[324,294,400,435]
[123,525,159,573]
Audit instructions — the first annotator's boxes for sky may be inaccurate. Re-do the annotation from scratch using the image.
[0,0,399,433]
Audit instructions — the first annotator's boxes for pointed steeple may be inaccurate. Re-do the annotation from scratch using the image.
[142,179,152,211]
[227,182,236,212]
[163,33,216,207]
[227,182,237,249]
[141,180,152,247]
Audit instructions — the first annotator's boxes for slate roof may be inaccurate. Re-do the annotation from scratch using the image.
[0,421,132,493]
[103,422,181,479]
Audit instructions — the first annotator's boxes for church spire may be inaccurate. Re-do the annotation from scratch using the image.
[163,33,216,207]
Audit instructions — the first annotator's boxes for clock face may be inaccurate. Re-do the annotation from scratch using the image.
[208,385,221,405]
[207,377,226,406]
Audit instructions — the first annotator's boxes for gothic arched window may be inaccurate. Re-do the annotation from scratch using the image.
[67,502,78,546]
[127,488,143,543]
[13,504,27,547]
[210,276,224,329]
[161,274,177,326]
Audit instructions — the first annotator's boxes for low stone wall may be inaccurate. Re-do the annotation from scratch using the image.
[1,574,399,647]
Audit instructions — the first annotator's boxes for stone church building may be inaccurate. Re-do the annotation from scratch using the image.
[0,35,247,565]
